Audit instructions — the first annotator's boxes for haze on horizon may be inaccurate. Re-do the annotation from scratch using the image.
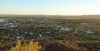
[0,0,100,15]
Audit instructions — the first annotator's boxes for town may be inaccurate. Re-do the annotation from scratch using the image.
[0,15,100,51]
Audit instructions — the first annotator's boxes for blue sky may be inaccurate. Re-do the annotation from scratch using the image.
[0,0,100,15]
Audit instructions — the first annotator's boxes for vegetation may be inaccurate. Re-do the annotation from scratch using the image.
[10,40,41,51]
[0,15,100,51]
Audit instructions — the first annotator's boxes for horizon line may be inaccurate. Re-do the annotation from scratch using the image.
[0,14,100,16]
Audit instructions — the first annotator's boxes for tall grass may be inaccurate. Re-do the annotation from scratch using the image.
[10,40,42,51]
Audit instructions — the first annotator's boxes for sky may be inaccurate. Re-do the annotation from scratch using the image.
[0,0,100,15]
